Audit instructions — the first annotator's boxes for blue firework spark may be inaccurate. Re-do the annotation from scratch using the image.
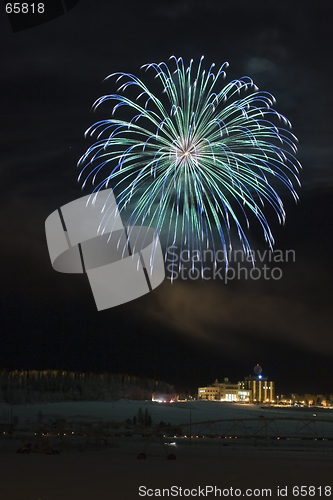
[78,56,301,268]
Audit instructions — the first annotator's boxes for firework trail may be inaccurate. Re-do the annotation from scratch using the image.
[78,56,301,270]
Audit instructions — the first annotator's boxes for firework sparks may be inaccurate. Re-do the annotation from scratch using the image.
[78,56,301,271]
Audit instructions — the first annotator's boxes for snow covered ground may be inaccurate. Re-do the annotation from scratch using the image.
[1,401,333,500]
[1,399,333,426]
[0,445,332,500]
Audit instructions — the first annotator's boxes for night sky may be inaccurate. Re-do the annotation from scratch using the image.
[1,0,332,396]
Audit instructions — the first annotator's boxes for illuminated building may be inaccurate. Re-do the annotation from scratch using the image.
[242,376,275,403]
[198,378,250,402]
[198,374,275,403]
[198,384,220,401]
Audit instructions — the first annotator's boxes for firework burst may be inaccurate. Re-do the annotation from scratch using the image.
[78,56,301,269]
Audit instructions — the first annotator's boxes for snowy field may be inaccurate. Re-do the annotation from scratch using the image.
[1,399,333,426]
[2,399,333,447]
[0,445,332,500]
[1,401,333,500]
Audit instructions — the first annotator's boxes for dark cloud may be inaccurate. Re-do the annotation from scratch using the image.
[140,275,333,356]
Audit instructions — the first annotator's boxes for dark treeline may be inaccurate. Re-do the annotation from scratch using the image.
[0,370,175,403]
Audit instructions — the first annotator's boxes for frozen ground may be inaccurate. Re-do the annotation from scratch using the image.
[1,399,333,425]
[0,446,332,500]
[0,401,333,500]
[1,400,333,439]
